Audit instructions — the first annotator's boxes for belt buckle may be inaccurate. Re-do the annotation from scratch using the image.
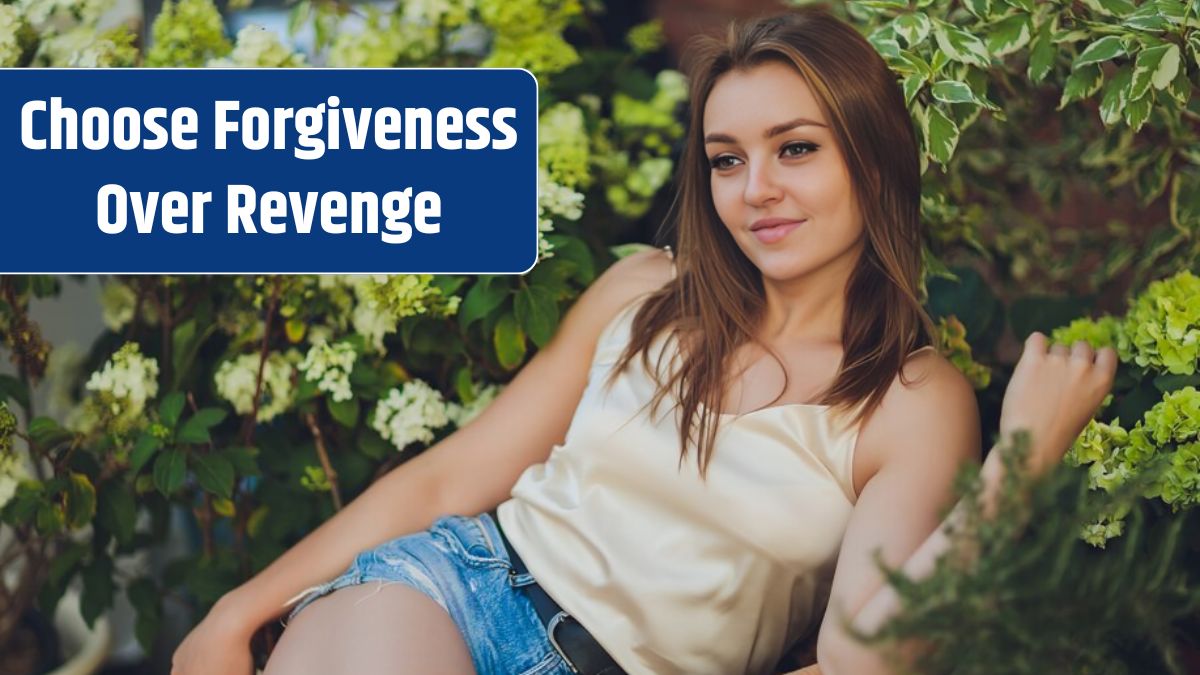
[546,610,581,674]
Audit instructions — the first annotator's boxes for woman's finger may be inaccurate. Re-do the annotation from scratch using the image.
[1070,340,1095,363]
[1049,343,1070,358]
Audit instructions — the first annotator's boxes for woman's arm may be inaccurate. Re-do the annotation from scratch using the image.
[794,334,1116,675]
[172,248,678,674]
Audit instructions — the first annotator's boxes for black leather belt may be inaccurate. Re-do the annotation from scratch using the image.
[488,510,627,675]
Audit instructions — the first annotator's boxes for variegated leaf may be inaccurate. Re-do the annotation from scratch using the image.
[1027,20,1057,82]
[1098,65,1133,126]
[1073,35,1127,68]
[893,13,932,47]
[1081,0,1137,16]
[1169,169,1200,234]
[931,80,978,104]
[925,105,960,165]
[1059,63,1104,109]
[933,20,992,68]
[962,0,992,19]
[1168,63,1191,105]
[1123,91,1153,131]
[902,73,927,105]
[1130,43,1181,100]
[987,13,1033,57]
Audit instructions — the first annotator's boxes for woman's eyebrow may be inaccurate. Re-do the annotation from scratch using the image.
[704,117,828,144]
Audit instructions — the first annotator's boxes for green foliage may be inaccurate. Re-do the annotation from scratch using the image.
[864,433,1200,674]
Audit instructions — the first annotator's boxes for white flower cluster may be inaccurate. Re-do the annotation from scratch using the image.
[0,451,27,511]
[299,341,357,402]
[100,280,138,331]
[214,351,296,422]
[446,382,501,428]
[372,379,452,451]
[85,342,160,419]
[0,5,24,67]
[537,167,584,259]
[209,25,305,67]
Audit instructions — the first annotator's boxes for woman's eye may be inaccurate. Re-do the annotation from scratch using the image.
[709,155,740,170]
[782,142,818,158]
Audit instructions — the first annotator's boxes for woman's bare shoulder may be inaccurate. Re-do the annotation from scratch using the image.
[852,348,982,492]
[556,247,676,347]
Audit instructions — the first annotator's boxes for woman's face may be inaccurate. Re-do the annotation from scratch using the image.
[703,60,864,285]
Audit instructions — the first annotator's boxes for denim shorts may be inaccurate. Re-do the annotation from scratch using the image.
[283,513,574,675]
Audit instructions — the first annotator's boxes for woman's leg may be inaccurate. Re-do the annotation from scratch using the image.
[264,582,476,675]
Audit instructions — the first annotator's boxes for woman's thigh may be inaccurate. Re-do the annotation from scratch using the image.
[264,581,475,675]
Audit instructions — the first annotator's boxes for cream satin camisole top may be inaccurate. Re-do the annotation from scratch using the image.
[496,291,866,675]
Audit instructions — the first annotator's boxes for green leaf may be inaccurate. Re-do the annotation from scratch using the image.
[933,20,992,67]
[961,0,991,19]
[1123,91,1153,131]
[159,391,185,429]
[153,449,186,496]
[902,73,926,105]
[925,105,961,165]
[458,277,509,331]
[931,80,979,105]
[97,482,136,545]
[1099,65,1133,127]
[493,313,527,370]
[65,473,96,529]
[514,286,559,348]
[327,396,360,428]
[1135,151,1173,205]
[28,416,73,448]
[130,433,161,474]
[80,556,115,629]
[987,13,1032,57]
[1168,64,1191,106]
[1169,169,1200,234]
[357,428,391,461]
[543,235,594,285]
[1003,0,1033,10]
[177,407,227,444]
[1124,6,1170,31]
[221,445,260,477]
[126,578,162,653]
[1059,64,1104,109]
[1081,0,1137,16]
[1130,43,1181,100]
[893,13,932,47]
[1073,35,1127,69]
[0,374,30,409]
[192,453,235,500]
[1027,20,1056,82]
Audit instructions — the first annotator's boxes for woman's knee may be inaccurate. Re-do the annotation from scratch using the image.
[265,582,475,675]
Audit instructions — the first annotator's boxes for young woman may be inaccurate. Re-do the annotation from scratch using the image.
[171,8,1117,675]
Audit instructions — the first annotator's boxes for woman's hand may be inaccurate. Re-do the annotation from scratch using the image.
[171,593,261,675]
[998,331,1118,476]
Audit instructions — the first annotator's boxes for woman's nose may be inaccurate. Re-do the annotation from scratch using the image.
[743,162,782,207]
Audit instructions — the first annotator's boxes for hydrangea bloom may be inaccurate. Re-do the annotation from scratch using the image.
[214,351,296,422]
[85,342,160,421]
[372,379,452,451]
[58,26,138,67]
[478,0,581,78]
[537,167,585,259]
[1118,270,1200,375]
[299,341,356,402]
[209,24,305,67]
[100,280,138,331]
[539,103,590,189]
[362,275,460,322]
[144,0,231,67]
[0,5,26,67]
[936,315,991,389]
[1050,315,1123,350]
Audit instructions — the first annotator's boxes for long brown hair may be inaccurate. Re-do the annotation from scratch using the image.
[605,7,936,475]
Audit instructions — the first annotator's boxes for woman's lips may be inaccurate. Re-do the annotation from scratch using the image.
[751,219,805,244]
